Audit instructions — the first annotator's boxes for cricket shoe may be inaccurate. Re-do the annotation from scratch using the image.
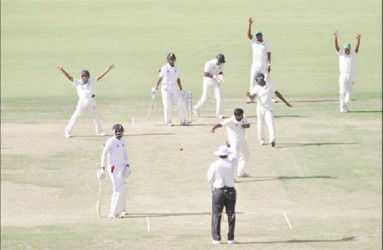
[212,240,221,245]
[228,240,237,244]
[271,141,276,147]
[259,139,265,145]
[108,213,118,218]
[192,105,200,117]
[64,132,72,138]
[180,121,190,126]
[216,115,224,119]
[237,173,250,178]
[97,131,106,136]
[166,122,174,126]
[246,98,255,104]
[119,211,129,217]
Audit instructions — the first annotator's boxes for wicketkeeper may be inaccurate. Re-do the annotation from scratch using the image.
[98,124,131,218]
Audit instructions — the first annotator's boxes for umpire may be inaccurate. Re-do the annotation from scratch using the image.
[207,145,238,245]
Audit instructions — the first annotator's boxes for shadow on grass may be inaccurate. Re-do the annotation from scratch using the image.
[122,212,211,218]
[349,110,382,113]
[128,133,175,136]
[236,175,337,183]
[238,236,355,244]
[276,142,357,148]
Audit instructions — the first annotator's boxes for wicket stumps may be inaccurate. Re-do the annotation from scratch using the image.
[184,92,193,123]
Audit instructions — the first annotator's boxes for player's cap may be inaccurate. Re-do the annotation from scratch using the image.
[343,43,351,49]
[216,53,226,63]
[167,53,176,61]
[214,145,231,156]
[255,31,263,36]
[112,124,124,133]
[80,70,90,77]
[254,73,265,81]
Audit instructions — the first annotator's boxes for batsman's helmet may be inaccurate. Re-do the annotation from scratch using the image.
[112,124,124,138]
[167,53,176,62]
[80,70,90,77]
[216,54,226,64]
[254,73,265,82]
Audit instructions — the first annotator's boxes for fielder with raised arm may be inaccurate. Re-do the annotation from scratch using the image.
[152,53,188,126]
[246,17,272,103]
[211,108,251,177]
[57,64,115,138]
[97,124,131,218]
[193,54,226,119]
[334,31,361,113]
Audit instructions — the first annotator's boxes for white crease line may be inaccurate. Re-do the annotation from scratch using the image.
[146,216,151,232]
[283,212,292,230]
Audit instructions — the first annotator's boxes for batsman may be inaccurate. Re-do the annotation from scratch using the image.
[97,124,131,218]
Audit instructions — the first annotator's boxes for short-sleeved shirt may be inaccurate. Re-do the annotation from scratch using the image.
[207,157,238,189]
[159,63,180,86]
[250,81,276,111]
[220,115,249,141]
[337,51,357,74]
[101,136,130,168]
[250,38,271,65]
[204,59,224,81]
[73,78,97,99]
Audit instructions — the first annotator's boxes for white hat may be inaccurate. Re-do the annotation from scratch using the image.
[214,145,230,156]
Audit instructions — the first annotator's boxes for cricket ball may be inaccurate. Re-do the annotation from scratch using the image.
[179,148,183,151]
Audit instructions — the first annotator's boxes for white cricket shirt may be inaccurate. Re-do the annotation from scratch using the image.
[204,59,224,81]
[72,78,97,99]
[250,81,276,111]
[250,38,271,65]
[207,157,238,188]
[220,115,249,140]
[337,51,357,74]
[101,136,130,168]
[159,63,180,86]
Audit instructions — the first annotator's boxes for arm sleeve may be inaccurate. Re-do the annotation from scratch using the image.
[159,65,166,78]
[101,139,113,168]
[124,146,130,165]
[207,165,215,186]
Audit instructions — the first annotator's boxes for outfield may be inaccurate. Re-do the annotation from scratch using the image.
[1,0,382,249]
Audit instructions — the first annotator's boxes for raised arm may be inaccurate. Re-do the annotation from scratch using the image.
[355,33,361,53]
[274,90,292,107]
[97,64,115,81]
[247,17,254,40]
[333,31,340,52]
[57,64,73,82]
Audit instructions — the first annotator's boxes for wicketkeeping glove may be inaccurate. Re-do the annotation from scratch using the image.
[97,169,105,180]
[151,87,157,95]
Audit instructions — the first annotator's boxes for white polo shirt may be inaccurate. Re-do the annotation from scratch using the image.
[204,59,224,82]
[220,115,249,140]
[207,157,238,188]
[159,63,180,86]
[250,81,276,111]
[72,78,97,99]
[250,38,271,65]
[337,51,357,74]
[101,136,130,168]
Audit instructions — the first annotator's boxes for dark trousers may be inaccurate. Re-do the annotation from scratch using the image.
[211,187,236,241]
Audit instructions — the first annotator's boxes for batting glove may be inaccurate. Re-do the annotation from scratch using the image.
[180,90,186,97]
[123,164,131,178]
[151,87,157,95]
[97,169,105,180]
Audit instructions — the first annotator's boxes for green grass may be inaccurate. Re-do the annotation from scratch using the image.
[1,0,382,249]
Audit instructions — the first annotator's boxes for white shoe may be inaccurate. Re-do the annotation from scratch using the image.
[180,121,190,126]
[259,139,265,145]
[212,240,221,245]
[166,122,174,126]
[108,213,118,218]
[272,98,278,103]
[119,211,128,217]
[192,105,200,117]
[97,132,106,136]
[228,240,236,244]
[64,133,71,138]
[217,115,224,119]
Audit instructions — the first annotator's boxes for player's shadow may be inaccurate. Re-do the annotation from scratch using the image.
[349,110,382,113]
[235,175,336,183]
[122,212,211,218]
[128,133,175,136]
[276,142,357,148]
[246,115,301,119]
[238,236,355,245]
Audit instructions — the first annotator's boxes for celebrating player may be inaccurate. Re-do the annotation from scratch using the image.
[57,64,115,138]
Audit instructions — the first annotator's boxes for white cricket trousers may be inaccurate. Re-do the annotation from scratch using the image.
[161,85,186,124]
[108,164,129,216]
[65,97,103,135]
[339,73,354,111]
[194,79,223,117]
[257,105,275,143]
[229,138,250,176]
[250,63,269,91]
